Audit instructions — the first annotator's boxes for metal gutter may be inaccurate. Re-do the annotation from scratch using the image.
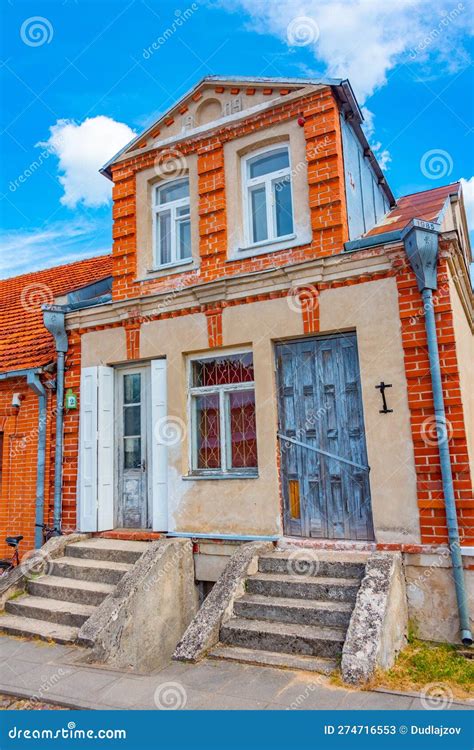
[42,307,68,533]
[0,366,45,381]
[402,218,473,645]
[26,372,47,549]
[344,230,402,252]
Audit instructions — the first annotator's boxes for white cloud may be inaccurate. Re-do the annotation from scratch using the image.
[218,0,472,102]
[0,219,109,279]
[39,116,136,209]
[361,106,391,171]
[460,177,474,233]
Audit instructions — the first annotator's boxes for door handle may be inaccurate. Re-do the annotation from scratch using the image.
[141,459,146,472]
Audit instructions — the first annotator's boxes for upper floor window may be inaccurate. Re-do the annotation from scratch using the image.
[154,178,191,267]
[243,146,294,248]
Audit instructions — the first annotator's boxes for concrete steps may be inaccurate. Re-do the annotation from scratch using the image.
[221,617,346,658]
[208,644,338,675]
[5,595,95,627]
[0,613,79,644]
[50,557,133,585]
[0,537,149,645]
[246,572,360,602]
[211,549,366,675]
[28,576,114,607]
[234,593,353,629]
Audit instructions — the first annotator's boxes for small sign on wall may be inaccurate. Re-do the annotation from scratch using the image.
[65,388,77,410]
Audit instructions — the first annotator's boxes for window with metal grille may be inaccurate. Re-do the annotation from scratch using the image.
[189,352,258,476]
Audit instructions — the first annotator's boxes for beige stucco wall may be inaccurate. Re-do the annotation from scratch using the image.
[81,327,127,367]
[404,552,474,642]
[448,268,474,478]
[319,277,420,543]
[79,277,419,541]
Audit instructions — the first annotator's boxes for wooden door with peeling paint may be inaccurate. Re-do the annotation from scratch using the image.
[275,333,374,540]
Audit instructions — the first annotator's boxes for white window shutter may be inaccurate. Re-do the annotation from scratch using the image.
[97,366,115,531]
[78,367,98,531]
[151,359,168,531]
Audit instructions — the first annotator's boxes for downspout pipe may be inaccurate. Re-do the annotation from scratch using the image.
[402,219,473,645]
[27,372,47,549]
[42,306,69,533]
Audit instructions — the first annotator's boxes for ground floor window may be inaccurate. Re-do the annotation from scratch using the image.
[189,352,258,476]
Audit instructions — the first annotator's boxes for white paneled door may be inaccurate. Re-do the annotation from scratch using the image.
[78,359,168,532]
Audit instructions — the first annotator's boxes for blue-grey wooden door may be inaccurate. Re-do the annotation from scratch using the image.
[275,334,374,540]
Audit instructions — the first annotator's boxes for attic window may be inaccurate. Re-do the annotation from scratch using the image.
[153,178,191,268]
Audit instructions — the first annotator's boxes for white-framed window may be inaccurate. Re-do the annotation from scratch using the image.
[153,177,191,267]
[188,352,258,476]
[242,145,294,248]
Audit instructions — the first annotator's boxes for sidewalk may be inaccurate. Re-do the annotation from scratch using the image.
[0,635,471,711]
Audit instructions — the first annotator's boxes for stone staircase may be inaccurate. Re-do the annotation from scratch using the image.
[0,538,149,644]
[209,550,366,674]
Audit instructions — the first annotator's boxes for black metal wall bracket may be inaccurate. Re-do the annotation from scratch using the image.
[376,381,393,413]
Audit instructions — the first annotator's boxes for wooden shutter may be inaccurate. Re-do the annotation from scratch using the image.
[78,366,115,532]
[78,367,98,531]
[150,359,168,531]
[97,366,115,531]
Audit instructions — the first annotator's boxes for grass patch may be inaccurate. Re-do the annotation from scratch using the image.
[367,635,474,700]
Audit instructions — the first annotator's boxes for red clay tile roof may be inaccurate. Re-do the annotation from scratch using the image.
[0,255,112,374]
[365,182,460,236]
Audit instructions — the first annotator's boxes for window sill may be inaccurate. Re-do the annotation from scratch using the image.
[182,473,259,481]
[146,257,194,274]
[228,234,302,261]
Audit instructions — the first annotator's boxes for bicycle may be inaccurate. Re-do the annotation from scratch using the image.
[35,523,62,544]
[0,536,23,576]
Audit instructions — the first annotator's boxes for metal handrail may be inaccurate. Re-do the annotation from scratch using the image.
[277,433,370,473]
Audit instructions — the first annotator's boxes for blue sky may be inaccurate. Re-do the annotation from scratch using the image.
[1,0,473,278]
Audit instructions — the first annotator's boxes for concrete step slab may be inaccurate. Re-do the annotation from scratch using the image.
[28,576,114,607]
[0,613,78,644]
[5,595,96,628]
[258,554,365,579]
[50,557,132,585]
[220,617,346,658]
[66,538,149,564]
[246,573,360,603]
[209,644,338,675]
[234,593,353,629]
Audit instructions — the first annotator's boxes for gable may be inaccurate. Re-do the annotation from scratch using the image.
[122,79,310,153]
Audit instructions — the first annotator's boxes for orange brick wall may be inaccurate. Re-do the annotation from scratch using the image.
[0,378,55,557]
[395,251,473,546]
[110,86,348,302]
